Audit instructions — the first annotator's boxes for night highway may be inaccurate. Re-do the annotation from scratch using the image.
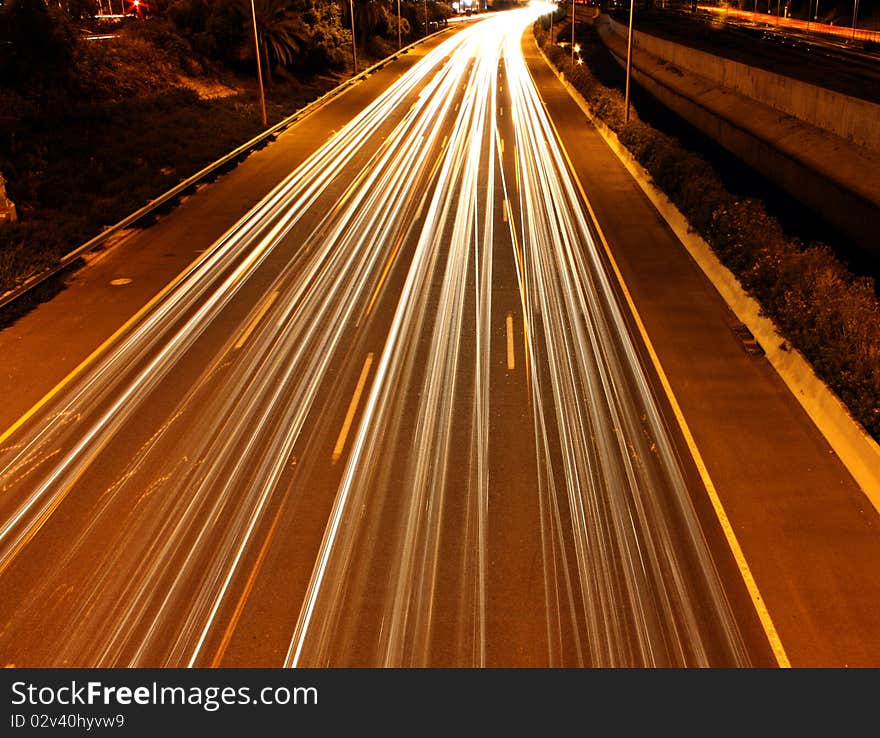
[0,5,815,668]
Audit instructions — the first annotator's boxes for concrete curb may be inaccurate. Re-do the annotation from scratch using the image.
[534,39,880,512]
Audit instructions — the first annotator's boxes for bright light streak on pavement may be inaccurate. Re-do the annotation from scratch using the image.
[0,5,759,667]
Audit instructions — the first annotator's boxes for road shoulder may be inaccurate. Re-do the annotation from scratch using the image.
[0,33,455,435]
[524,33,880,667]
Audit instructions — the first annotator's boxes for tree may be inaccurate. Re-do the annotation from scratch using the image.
[0,0,78,88]
[246,0,309,82]
[61,0,100,21]
[299,0,347,71]
[164,0,345,76]
[340,0,386,36]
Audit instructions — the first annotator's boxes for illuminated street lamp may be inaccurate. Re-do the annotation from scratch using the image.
[250,0,267,127]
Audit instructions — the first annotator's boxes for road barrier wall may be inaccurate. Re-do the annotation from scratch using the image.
[596,14,880,255]
[602,16,880,151]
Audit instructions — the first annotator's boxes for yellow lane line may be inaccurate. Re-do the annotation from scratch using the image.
[506,312,515,371]
[496,120,529,397]
[364,235,406,321]
[541,82,791,668]
[0,241,224,449]
[514,142,519,192]
[332,353,374,464]
[210,496,288,668]
[522,311,531,399]
[408,136,451,248]
[234,290,279,350]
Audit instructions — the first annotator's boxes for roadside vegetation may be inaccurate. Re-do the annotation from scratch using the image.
[0,0,453,295]
[535,19,880,442]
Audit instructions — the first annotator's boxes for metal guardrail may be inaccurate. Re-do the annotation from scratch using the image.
[0,27,451,313]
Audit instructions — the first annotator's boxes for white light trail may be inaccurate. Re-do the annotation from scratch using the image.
[0,5,752,667]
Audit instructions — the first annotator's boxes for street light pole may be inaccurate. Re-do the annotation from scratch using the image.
[398,0,402,49]
[624,0,635,124]
[851,0,859,40]
[350,0,358,73]
[250,0,267,127]
[425,0,428,37]
[570,0,575,66]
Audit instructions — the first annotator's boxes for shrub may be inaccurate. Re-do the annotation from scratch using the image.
[0,0,78,88]
[0,214,89,293]
[365,33,395,59]
[433,3,453,24]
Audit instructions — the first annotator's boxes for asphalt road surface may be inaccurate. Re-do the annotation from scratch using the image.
[0,7,778,667]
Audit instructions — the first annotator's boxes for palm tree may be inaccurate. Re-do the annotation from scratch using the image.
[245,0,308,83]
[341,0,385,36]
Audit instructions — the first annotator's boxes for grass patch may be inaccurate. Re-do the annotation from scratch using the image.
[0,76,340,296]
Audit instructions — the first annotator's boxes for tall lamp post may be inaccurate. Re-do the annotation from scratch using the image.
[398,0,402,49]
[624,0,635,124]
[570,0,575,66]
[250,0,267,127]
[350,0,358,73]
[851,0,860,40]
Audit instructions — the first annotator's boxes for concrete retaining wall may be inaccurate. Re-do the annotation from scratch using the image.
[535,40,880,510]
[596,15,879,256]
[604,16,880,152]
[617,55,879,253]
